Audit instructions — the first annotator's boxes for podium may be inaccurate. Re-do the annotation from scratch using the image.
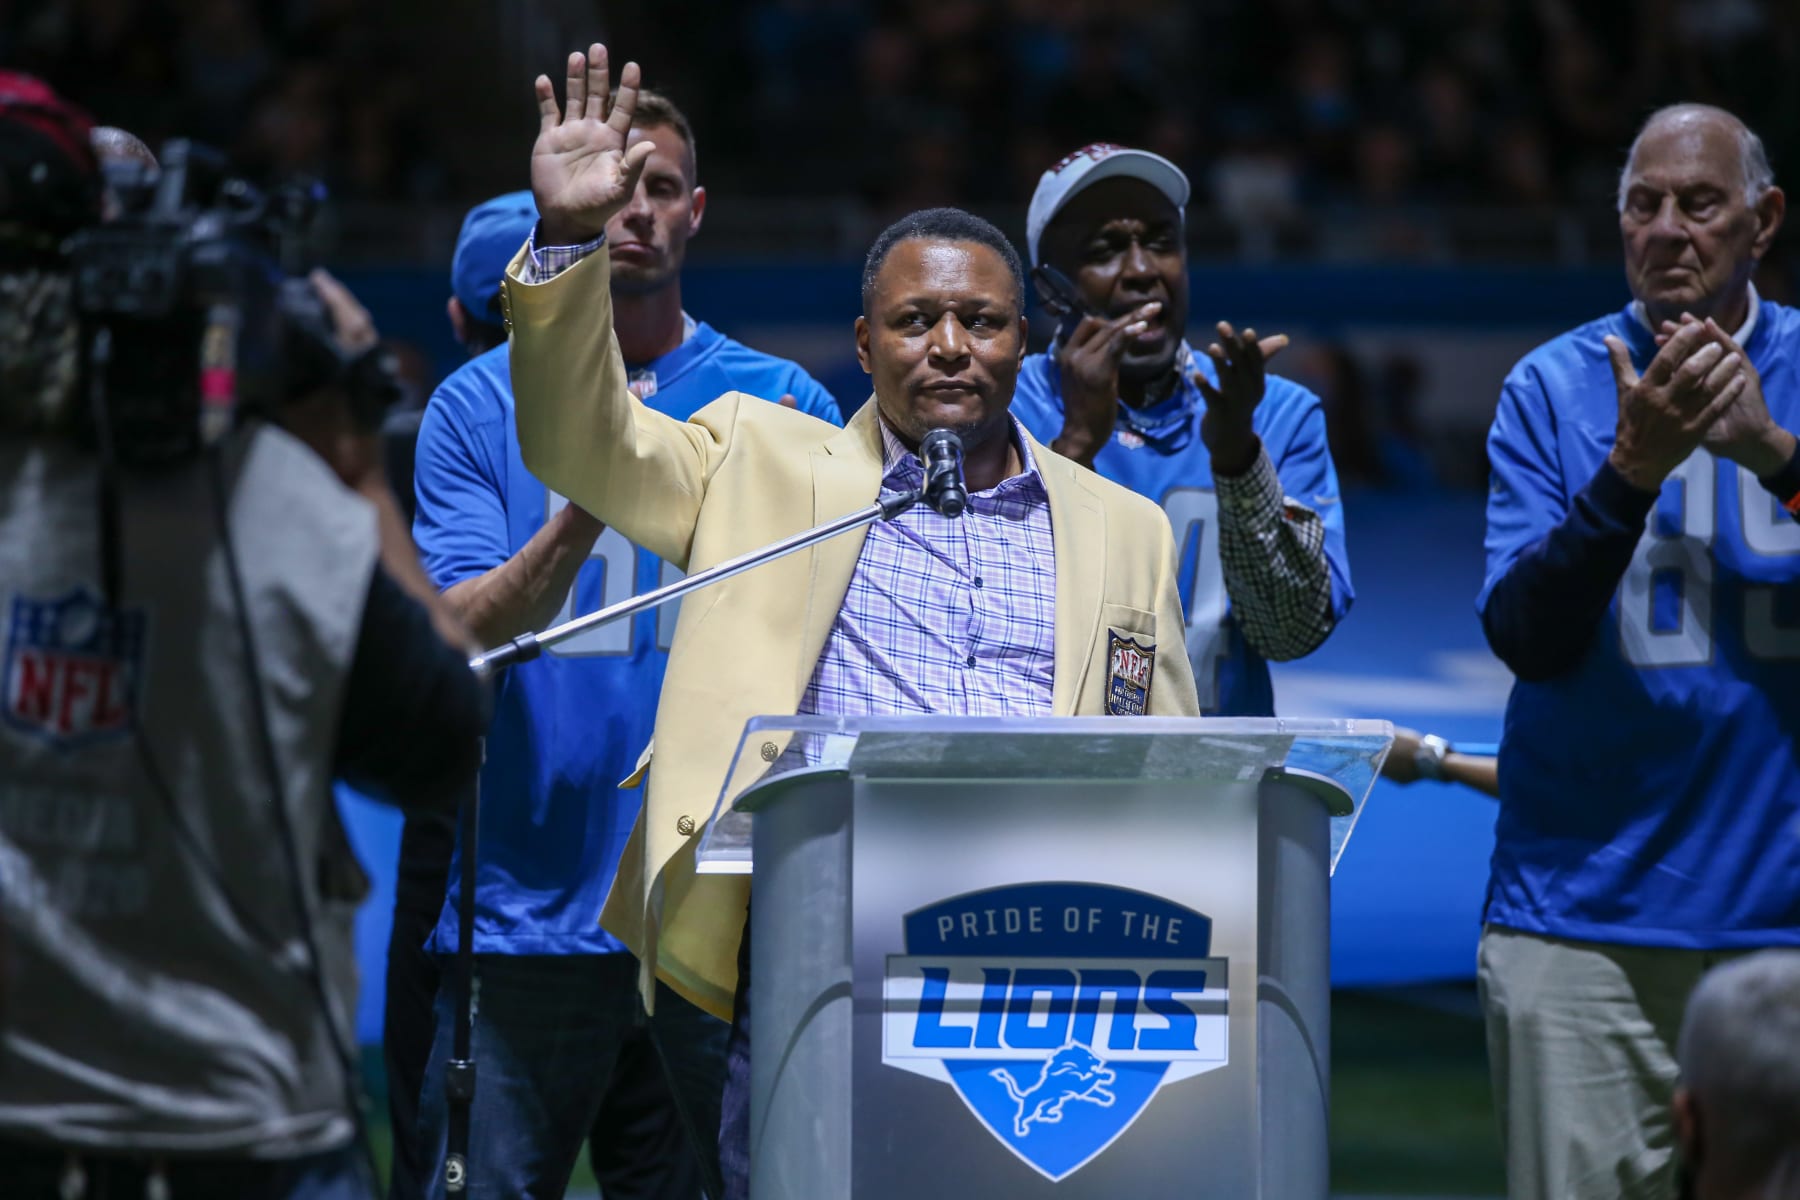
[695,715,1389,1199]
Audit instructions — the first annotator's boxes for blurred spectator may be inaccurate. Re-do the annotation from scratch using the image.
[1044,22,1155,151]
[1489,120,1556,208]
[1211,115,1303,229]
[19,0,1800,236]
[241,61,334,180]
[1414,60,1480,202]
[178,0,272,147]
[1287,342,1439,490]
[12,0,453,204]
[1287,31,1358,197]
[1354,122,1417,207]
[1372,353,1440,489]
[1294,342,1383,486]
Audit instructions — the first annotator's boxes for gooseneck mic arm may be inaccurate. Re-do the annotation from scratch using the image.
[471,440,964,680]
[467,428,967,679]
[469,502,898,676]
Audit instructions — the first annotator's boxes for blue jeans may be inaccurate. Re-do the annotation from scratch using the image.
[416,953,727,1200]
[0,1139,371,1199]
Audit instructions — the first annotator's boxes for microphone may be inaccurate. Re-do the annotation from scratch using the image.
[920,429,967,518]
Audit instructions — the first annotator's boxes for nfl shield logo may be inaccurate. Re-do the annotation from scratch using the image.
[883,882,1229,1181]
[4,587,147,747]
[1106,630,1154,716]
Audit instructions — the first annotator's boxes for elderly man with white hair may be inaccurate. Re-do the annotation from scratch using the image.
[1476,104,1800,1199]
[1673,951,1800,1200]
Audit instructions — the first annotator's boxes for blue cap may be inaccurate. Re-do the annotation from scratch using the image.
[450,190,539,326]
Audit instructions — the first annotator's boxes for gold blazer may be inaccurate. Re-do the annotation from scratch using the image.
[501,248,1200,1019]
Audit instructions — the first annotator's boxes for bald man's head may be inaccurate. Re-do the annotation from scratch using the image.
[1618,105,1770,212]
[1616,104,1785,329]
[1673,952,1800,1199]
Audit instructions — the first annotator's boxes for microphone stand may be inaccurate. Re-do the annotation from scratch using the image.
[444,480,944,1191]
[469,487,931,677]
[442,764,479,1195]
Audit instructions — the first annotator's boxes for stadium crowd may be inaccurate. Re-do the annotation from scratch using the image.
[8,0,1800,224]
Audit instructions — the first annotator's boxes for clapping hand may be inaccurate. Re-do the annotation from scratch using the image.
[1603,320,1746,491]
[1196,321,1288,477]
[531,44,654,246]
[1651,313,1797,478]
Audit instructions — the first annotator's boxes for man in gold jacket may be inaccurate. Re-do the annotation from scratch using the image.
[499,45,1294,1194]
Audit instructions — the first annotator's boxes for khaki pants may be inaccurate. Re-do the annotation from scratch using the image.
[1477,926,1746,1200]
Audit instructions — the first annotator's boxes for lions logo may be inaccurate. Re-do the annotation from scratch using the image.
[884,883,1229,1181]
[992,1044,1117,1137]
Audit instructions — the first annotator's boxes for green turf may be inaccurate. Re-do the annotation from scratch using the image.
[359,1048,604,1195]
[1330,985,1506,1196]
[361,985,1504,1197]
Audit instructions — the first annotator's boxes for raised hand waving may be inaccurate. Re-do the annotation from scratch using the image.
[531,43,654,246]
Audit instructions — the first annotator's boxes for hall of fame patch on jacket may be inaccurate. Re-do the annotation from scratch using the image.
[1105,630,1154,716]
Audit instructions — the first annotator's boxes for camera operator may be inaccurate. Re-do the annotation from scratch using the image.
[0,73,487,1200]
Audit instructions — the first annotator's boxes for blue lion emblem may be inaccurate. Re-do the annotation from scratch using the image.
[885,883,1230,1181]
[989,1043,1118,1137]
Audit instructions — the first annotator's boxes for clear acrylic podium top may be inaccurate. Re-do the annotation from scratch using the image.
[694,715,1391,878]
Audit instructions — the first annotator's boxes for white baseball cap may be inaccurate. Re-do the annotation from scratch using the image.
[1026,143,1190,268]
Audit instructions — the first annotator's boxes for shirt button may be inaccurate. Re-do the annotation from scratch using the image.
[973,576,984,588]
[965,654,977,667]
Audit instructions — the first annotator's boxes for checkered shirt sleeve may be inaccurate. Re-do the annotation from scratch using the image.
[1214,445,1335,661]
[516,230,607,283]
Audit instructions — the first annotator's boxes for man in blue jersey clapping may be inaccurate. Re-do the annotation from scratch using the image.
[1009,144,1352,715]
[410,91,842,1200]
[1478,104,1800,1200]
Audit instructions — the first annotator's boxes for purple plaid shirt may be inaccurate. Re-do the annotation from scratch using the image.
[798,420,1057,719]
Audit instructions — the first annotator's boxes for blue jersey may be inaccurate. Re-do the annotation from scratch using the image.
[1011,346,1352,715]
[413,323,841,955]
[1480,300,1800,950]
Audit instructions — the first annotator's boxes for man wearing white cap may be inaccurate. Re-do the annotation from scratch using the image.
[1012,144,1353,715]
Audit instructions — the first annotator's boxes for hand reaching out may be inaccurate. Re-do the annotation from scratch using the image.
[1196,321,1288,477]
[531,43,655,246]
[280,269,383,490]
[1382,728,1426,784]
[309,268,378,356]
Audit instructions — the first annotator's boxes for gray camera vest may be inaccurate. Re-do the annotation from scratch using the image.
[0,423,377,1157]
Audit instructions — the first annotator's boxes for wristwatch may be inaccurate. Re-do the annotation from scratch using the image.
[1414,734,1453,781]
